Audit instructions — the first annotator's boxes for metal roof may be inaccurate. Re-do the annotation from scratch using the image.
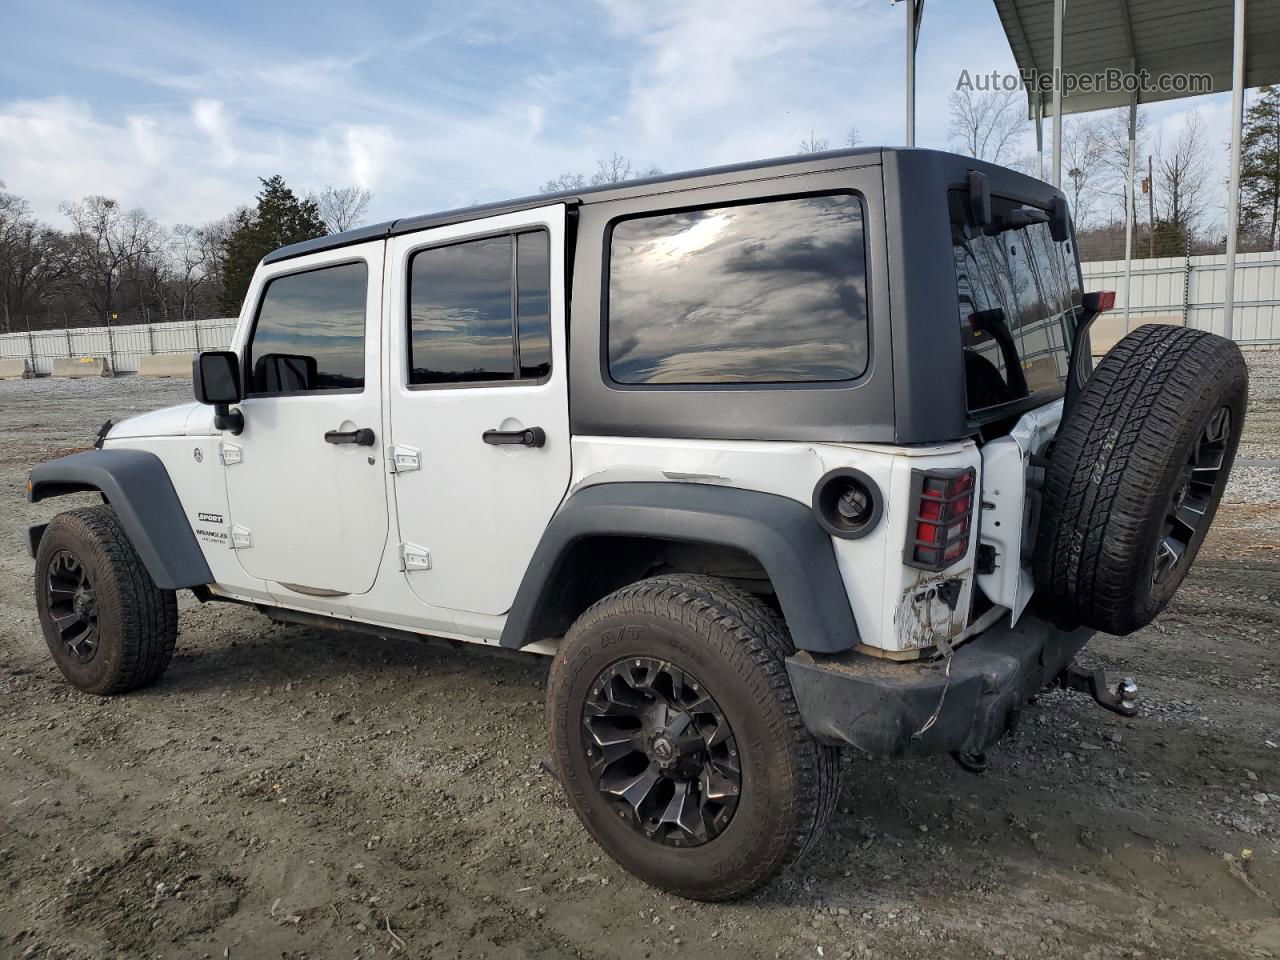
[264,147,883,265]
[992,0,1280,117]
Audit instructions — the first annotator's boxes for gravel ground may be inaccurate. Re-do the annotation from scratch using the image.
[1,357,1278,960]
[1228,351,1280,504]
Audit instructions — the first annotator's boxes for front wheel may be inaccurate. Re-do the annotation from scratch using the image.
[34,506,178,695]
[547,574,839,901]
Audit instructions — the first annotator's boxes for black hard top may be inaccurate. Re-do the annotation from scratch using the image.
[262,147,885,265]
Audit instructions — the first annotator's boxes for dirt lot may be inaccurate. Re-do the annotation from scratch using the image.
[2,360,1278,960]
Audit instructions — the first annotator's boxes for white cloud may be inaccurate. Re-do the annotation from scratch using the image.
[599,0,895,160]
[9,0,1237,240]
[126,115,168,167]
[192,98,235,166]
[527,104,546,140]
[343,125,395,189]
[0,98,143,214]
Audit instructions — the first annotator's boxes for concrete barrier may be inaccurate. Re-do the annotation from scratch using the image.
[51,356,112,378]
[138,353,194,378]
[1090,314,1184,357]
[0,358,33,379]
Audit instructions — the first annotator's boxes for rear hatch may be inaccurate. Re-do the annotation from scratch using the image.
[948,181,1087,621]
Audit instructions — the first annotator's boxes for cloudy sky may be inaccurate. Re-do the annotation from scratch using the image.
[0,0,1240,230]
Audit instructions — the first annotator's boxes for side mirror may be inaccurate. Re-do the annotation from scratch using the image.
[193,351,244,435]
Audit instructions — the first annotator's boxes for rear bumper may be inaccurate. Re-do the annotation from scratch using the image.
[785,613,1093,758]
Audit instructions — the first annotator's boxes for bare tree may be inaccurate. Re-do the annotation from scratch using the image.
[540,155,662,194]
[168,224,210,321]
[540,172,587,193]
[195,207,247,312]
[845,125,862,148]
[591,152,634,185]
[59,196,161,324]
[1062,119,1105,229]
[798,131,829,154]
[310,185,373,234]
[0,183,68,333]
[1082,108,1149,210]
[1154,111,1210,237]
[948,88,1026,164]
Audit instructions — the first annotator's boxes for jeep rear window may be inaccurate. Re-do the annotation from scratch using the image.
[408,230,549,386]
[950,191,1082,412]
[607,194,868,385]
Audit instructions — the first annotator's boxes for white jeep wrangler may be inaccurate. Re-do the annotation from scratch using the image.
[27,148,1247,900]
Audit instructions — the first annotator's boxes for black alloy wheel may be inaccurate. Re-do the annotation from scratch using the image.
[1153,406,1231,585]
[34,506,178,695]
[583,656,740,847]
[547,574,840,901]
[46,549,99,662]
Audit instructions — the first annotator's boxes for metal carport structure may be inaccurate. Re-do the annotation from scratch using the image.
[900,0,1280,339]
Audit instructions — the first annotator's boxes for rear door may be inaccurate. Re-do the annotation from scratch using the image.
[385,206,570,615]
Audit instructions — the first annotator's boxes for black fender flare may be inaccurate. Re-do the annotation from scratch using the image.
[27,449,213,590]
[499,481,860,653]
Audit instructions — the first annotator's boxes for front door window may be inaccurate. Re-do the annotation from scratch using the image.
[246,262,368,394]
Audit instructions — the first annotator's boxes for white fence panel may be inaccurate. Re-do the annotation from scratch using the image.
[0,318,238,375]
[1082,251,1280,346]
[4,257,1279,376]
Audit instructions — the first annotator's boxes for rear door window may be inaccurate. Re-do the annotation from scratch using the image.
[950,192,1082,412]
[607,194,869,385]
[408,231,550,386]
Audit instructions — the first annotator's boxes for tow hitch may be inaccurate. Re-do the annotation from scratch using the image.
[1054,664,1138,717]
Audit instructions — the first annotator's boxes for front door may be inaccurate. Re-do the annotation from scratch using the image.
[386,205,571,615]
[224,242,389,599]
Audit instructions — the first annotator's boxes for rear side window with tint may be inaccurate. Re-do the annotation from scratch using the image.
[950,191,1082,412]
[408,231,550,385]
[607,194,869,385]
[247,261,368,395]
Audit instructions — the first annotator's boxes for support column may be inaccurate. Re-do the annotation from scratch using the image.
[1123,96,1137,332]
[905,0,918,147]
[1051,0,1065,187]
[1035,97,1044,180]
[1223,0,1246,341]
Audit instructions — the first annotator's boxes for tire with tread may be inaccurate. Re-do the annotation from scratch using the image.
[547,573,839,901]
[35,505,178,694]
[1034,325,1247,634]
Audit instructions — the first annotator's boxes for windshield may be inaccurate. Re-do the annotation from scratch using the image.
[949,191,1083,413]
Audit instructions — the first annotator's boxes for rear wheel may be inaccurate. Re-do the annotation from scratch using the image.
[1034,325,1247,634]
[547,574,839,901]
[34,506,178,694]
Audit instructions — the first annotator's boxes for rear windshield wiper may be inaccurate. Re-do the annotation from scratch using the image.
[983,206,1050,236]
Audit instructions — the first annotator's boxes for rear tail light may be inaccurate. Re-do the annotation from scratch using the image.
[1083,289,1116,313]
[904,467,976,570]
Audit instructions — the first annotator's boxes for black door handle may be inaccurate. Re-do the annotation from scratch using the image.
[482,426,546,448]
[325,427,376,446]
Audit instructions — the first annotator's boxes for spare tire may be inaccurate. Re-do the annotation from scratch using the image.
[1034,324,1247,634]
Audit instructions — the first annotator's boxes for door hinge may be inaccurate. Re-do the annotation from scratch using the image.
[219,442,243,466]
[399,542,431,572]
[387,444,421,474]
[231,524,253,550]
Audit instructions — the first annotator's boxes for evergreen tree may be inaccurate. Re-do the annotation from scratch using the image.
[218,175,326,314]
[1150,218,1189,258]
[1240,86,1280,251]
